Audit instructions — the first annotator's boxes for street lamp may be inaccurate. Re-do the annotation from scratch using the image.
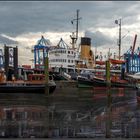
[115,19,121,60]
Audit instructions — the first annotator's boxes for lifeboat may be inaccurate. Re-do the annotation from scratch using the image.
[109,59,126,64]
[96,61,105,65]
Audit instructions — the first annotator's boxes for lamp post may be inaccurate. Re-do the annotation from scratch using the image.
[115,19,121,60]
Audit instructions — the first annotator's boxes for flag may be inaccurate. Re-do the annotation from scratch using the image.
[115,20,118,24]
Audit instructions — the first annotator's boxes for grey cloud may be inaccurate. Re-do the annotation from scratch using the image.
[85,30,114,47]
[0,1,140,36]
[0,35,18,45]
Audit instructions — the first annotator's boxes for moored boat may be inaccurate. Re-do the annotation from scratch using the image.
[0,72,56,94]
[78,75,135,89]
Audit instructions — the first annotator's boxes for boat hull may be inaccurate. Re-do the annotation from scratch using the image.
[78,77,135,89]
[78,77,106,88]
[0,84,56,94]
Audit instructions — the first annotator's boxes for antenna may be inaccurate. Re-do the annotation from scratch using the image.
[70,9,82,49]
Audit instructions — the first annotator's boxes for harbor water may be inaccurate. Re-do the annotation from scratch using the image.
[0,81,139,138]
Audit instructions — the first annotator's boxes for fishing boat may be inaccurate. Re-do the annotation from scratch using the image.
[0,72,56,94]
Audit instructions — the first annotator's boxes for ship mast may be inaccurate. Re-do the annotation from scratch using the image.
[70,9,82,49]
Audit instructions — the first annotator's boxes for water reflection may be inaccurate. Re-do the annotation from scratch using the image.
[0,87,139,138]
[0,93,48,138]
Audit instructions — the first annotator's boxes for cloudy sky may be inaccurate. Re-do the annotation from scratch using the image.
[0,1,140,65]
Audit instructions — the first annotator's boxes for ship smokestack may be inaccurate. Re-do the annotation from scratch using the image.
[80,37,91,59]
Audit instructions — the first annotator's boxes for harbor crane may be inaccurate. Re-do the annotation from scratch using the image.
[131,34,137,57]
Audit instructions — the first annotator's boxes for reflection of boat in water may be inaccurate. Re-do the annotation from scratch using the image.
[0,73,56,94]
[136,90,140,104]
[126,72,140,104]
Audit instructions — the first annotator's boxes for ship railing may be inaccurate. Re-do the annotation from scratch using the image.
[6,81,27,86]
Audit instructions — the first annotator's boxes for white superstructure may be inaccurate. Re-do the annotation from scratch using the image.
[49,38,79,73]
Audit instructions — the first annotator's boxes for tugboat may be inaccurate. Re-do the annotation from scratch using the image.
[0,70,56,94]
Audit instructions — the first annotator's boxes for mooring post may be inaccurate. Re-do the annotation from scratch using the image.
[44,50,50,137]
[44,56,49,95]
[106,60,110,83]
[105,60,112,138]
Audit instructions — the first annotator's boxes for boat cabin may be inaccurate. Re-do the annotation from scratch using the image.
[28,74,53,82]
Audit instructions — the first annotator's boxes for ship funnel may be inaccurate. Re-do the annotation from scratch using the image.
[80,37,91,59]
